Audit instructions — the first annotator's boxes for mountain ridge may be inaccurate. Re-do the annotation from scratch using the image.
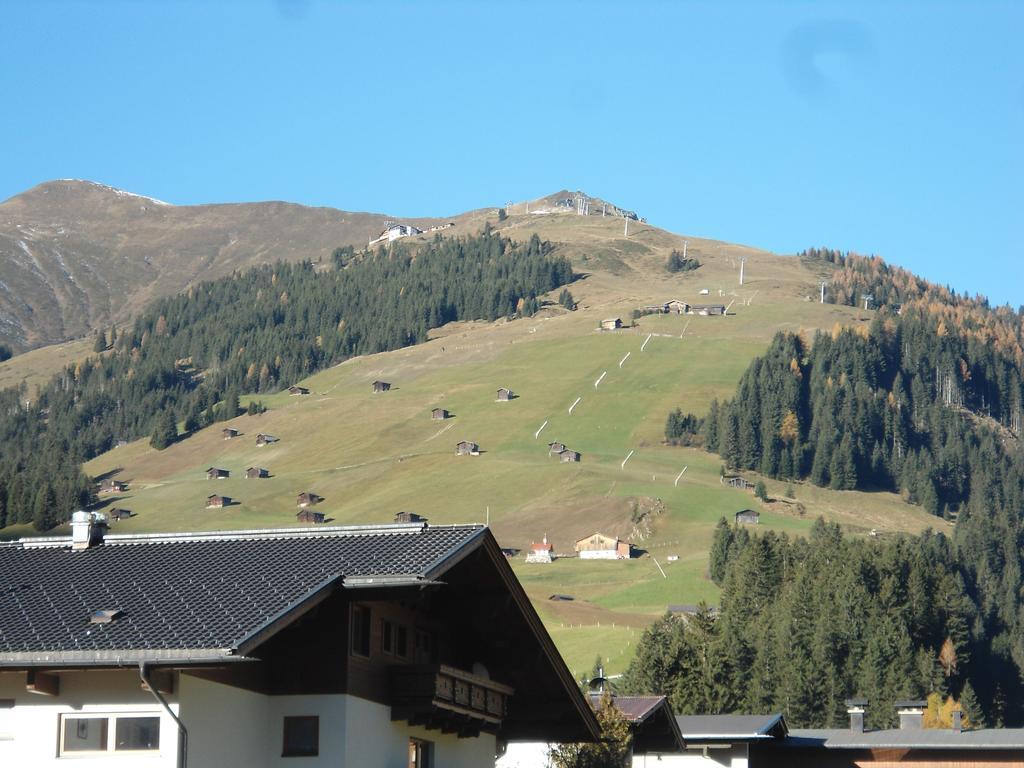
[0,179,498,352]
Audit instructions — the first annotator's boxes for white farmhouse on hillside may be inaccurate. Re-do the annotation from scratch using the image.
[0,515,599,766]
[369,222,423,247]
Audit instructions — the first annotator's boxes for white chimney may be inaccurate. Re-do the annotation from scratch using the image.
[71,511,107,550]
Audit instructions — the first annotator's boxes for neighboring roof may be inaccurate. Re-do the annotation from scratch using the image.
[589,693,685,753]
[575,532,622,546]
[676,713,788,742]
[785,728,1024,750]
[0,523,484,667]
[589,693,665,723]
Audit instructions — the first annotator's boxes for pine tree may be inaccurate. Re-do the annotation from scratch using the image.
[754,480,768,502]
[183,408,201,434]
[220,387,240,422]
[32,484,58,531]
[708,518,733,585]
[93,329,107,353]
[959,681,985,729]
[150,409,178,450]
[549,692,632,768]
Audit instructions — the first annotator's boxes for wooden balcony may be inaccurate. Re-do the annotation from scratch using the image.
[390,664,515,737]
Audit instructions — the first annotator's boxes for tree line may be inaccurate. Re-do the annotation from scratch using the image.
[620,519,1014,728]
[0,229,574,529]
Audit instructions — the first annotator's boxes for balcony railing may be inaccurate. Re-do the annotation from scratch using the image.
[391,664,515,735]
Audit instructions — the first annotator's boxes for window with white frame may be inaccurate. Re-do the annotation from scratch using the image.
[59,713,160,755]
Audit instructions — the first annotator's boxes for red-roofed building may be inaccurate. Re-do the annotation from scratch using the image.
[525,536,554,564]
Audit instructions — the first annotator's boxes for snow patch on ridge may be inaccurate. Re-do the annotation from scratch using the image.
[57,179,172,206]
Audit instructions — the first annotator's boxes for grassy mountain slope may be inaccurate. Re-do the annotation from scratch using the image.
[65,207,945,677]
[0,180,490,351]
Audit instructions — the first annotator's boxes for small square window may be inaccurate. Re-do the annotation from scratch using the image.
[62,717,108,752]
[115,716,160,751]
[351,605,371,658]
[282,716,319,757]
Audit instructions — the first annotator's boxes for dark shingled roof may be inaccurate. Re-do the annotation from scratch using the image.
[588,693,686,752]
[588,693,667,723]
[0,523,484,666]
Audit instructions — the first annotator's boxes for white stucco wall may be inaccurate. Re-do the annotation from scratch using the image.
[0,669,180,767]
[633,745,749,767]
[1,671,497,768]
[578,550,618,560]
[497,741,553,767]
[498,743,751,768]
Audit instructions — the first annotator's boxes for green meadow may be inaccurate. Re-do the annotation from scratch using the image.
[7,211,941,676]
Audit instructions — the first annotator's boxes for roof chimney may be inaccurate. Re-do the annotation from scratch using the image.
[895,700,927,730]
[952,708,963,734]
[845,699,867,733]
[71,511,107,550]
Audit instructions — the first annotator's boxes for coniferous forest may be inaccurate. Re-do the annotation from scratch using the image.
[656,255,1024,727]
[621,519,1014,728]
[0,230,572,529]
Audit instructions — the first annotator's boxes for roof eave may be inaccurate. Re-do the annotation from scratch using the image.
[0,648,251,668]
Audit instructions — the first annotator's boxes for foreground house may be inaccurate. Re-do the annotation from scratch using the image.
[245,467,269,479]
[288,385,310,396]
[372,380,392,393]
[0,518,599,766]
[431,408,449,420]
[600,318,623,330]
[496,387,515,402]
[205,467,229,480]
[205,494,230,508]
[255,433,279,447]
[456,440,480,456]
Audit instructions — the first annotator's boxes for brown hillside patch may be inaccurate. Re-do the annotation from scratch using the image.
[491,495,636,553]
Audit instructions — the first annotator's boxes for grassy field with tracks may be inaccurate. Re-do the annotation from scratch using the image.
[4,210,947,676]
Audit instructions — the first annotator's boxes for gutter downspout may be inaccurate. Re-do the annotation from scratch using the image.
[139,663,187,768]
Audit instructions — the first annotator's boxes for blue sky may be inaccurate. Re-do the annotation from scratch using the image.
[2,1,1021,306]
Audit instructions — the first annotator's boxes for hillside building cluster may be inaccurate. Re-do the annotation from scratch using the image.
[639,299,727,317]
